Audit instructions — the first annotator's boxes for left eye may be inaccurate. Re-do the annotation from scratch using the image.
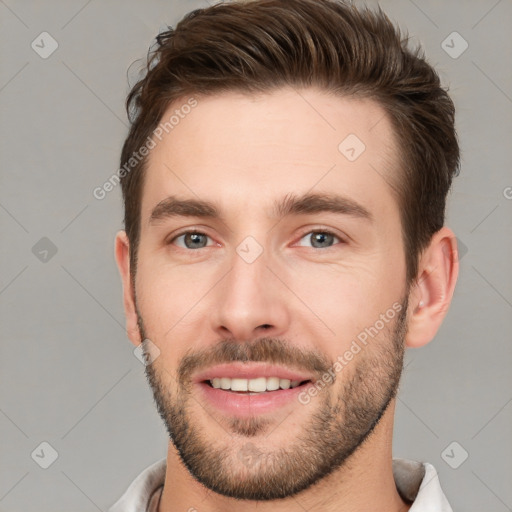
[172,231,213,249]
[297,231,341,249]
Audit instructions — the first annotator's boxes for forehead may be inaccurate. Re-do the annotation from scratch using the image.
[141,87,400,226]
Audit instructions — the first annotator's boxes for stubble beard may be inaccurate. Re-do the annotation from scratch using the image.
[139,296,409,500]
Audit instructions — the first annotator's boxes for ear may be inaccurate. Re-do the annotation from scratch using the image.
[114,230,142,347]
[406,226,459,348]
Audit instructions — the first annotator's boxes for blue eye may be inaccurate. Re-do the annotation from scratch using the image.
[297,231,341,249]
[172,231,213,249]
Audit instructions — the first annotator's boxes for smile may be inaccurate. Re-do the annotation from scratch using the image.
[197,379,314,417]
[207,376,308,393]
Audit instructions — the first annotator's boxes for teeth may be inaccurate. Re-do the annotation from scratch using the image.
[248,377,266,392]
[266,377,280,391]
[279,378,290,390]
[231,378,248,391]
[209,377,305,392]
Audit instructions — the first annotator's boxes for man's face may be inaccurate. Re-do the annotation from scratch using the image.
[132,87,410,499]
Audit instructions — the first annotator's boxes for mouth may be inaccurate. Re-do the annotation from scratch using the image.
[193,363,317,417]
[195,377,313,418]
[203,377,312,394]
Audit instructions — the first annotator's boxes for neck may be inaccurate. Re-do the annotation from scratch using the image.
[158,400,411,512]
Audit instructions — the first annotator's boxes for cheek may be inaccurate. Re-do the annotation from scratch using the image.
[287,253,404,342]
[135,255,219,339]
[134,266,197,380]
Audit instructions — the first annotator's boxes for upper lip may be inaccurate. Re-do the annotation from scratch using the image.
[193,363,316,383]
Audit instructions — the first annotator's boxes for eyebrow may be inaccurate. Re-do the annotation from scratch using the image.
[148,192,373,225]
[275,192,373,221]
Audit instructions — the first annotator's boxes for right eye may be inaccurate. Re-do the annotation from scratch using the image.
[170,230,215,250]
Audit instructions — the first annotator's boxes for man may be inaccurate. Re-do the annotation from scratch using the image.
[110,0,460,510]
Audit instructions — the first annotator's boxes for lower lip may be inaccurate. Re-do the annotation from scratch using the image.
[196,381,314,417]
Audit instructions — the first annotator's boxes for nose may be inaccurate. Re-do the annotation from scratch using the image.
[210,244,291,342]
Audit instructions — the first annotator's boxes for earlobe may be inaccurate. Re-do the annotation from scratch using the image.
[405,227,459,349]
[114,231,142,347]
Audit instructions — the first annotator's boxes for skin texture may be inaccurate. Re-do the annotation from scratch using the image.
[115,87,459,512]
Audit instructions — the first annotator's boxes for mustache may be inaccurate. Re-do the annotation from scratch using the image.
[178,337,332,384]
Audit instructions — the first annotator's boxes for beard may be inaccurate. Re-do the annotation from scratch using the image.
[138,296,409,501]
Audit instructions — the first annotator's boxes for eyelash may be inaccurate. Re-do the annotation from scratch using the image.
[294,229,345,249]
[168,228,345,250]
[169,229,215,249]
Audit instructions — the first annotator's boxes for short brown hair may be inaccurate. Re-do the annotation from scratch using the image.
[120,0,460,287]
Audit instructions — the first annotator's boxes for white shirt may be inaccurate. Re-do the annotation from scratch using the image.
[108,457,453,512]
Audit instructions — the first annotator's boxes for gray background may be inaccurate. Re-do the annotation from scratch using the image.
[1,0,511,510]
